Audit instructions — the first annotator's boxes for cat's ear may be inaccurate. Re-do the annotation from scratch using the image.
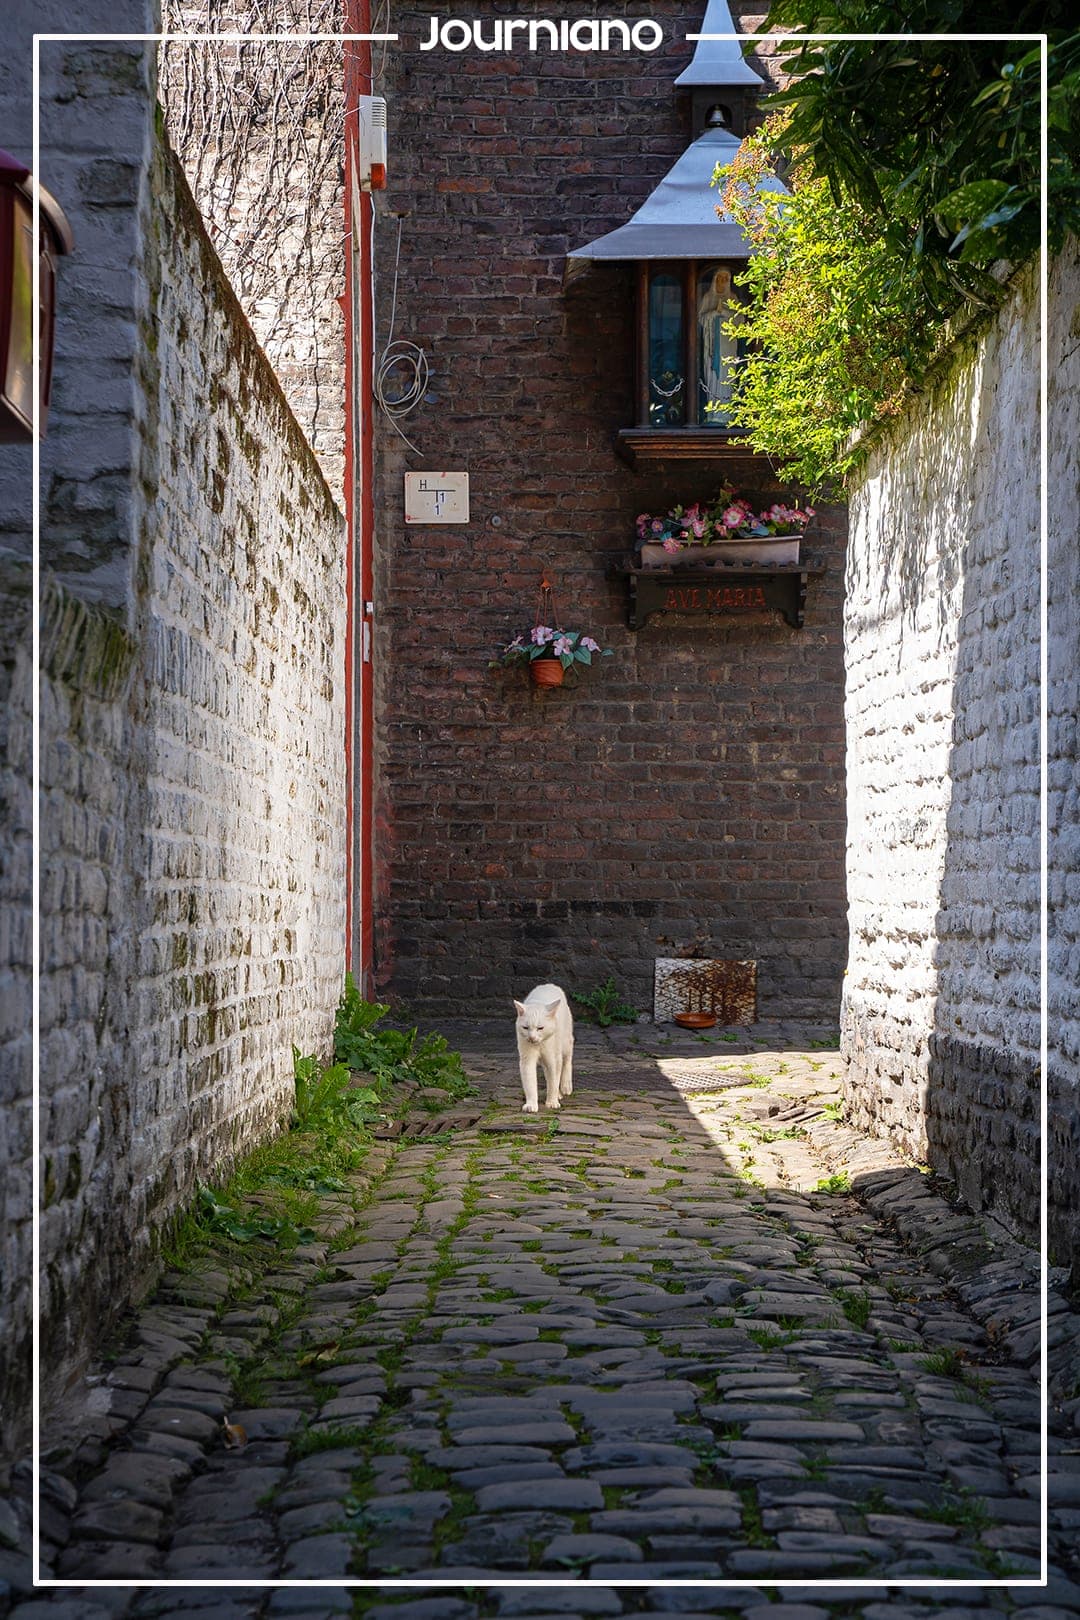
[513,1000,527,1018]
[546,999,561,1015]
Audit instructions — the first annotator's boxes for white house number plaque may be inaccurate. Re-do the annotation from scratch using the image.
[404,471,469,524]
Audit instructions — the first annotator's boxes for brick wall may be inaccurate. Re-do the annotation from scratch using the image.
[371,1,848,1022]
[26,30,347,1418]
[842,259,1049,1246]
[1048,240,1080,1279]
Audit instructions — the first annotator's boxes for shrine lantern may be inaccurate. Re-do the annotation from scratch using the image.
[565,0,786,468]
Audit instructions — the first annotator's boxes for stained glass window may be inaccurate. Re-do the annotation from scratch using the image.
[647,269,684,427]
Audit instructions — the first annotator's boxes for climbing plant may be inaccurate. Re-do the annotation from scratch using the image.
[715,117,933,491]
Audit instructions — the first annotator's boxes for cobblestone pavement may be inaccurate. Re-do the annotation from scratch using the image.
[4,1021,1079,1617]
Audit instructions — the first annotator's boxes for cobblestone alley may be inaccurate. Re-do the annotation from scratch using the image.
[9,1024,1080,1615]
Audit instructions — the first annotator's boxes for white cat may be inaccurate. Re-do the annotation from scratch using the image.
[513,984,574,1113]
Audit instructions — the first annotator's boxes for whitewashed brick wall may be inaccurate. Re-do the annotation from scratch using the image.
[1047,241,1080,1277]
[842,255,1059,1248]
[25,27,347,1417]
[0,0,160,1466]
[0,603,32,1461]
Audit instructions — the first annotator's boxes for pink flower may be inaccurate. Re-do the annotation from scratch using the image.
[690,517,707,538]
[722,506,744,529]
[581,636,600,652]
[531,625,555,645]
[662,536,682,553]
[553,635,573,657]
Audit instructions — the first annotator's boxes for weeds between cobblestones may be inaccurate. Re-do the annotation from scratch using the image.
[3,1019,1079,1617]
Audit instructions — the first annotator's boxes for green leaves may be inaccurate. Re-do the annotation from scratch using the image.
[938,180,1027,260]
[292,1048,359,1130]
[706,1,1078,488]
[571,976,638,1027]
[763,0,1078,292]
[332,978,474,1102]
[716,128,930,490]
[164,989,473,1271]
[493,627,613,672]
[195,1186,316,1247]
[936,179,1012,230]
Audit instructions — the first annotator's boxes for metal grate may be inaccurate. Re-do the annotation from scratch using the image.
[654,957,757,1024]
[657,1064,751,1095]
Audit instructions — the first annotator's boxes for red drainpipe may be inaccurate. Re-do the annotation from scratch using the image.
[343,0,375,995]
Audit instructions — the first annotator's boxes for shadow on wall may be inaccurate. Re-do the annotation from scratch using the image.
[1045,240,1080,1282]
[926,283,1041,1243]
[842,258,1042,1250]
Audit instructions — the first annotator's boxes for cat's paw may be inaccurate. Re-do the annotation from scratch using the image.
[521,1101,539,1113]
[560,1082,573,1096]
[547,1099,560,1110]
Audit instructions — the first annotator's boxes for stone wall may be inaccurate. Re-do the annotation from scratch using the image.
[842,256,1058,1249]
[16,25,347,1425]
[1047,240,1080,1279]
[159,1,347,502]
[371,1,848,1022]
[0,0,163,1474]
[0,506,33,1465]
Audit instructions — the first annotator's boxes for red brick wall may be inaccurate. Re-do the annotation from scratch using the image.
[372,2,847,1021]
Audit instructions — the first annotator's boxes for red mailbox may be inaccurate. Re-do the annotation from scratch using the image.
[0,148,73,442]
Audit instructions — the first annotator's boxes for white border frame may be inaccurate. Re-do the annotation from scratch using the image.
[31,23,1050,1594]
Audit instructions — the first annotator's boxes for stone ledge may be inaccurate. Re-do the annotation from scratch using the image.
[39,572,136,703]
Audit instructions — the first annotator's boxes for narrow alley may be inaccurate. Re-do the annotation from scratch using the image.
[4,8,1078,1615]
[18,1023,1077,1609]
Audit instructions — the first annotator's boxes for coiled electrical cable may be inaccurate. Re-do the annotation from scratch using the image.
[374,214,429,454]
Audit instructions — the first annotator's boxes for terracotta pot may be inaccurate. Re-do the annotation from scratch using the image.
[639,534,802,568]
[530,657,565,688]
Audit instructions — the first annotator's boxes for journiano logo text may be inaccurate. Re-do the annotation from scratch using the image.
[419,17,665,52]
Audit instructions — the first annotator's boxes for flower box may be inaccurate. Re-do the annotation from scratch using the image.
[636,487,813,571]
[639,533,802,568]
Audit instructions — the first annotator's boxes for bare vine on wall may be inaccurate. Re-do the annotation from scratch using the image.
[159,0,347,496]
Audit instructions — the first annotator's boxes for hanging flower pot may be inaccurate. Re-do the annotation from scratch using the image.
[490,574,613,690]
[529,657,565,688]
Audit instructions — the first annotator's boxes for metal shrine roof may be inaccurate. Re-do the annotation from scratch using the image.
[674,0,765,87]
[565,0,780,277]
[565,124,785,271]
